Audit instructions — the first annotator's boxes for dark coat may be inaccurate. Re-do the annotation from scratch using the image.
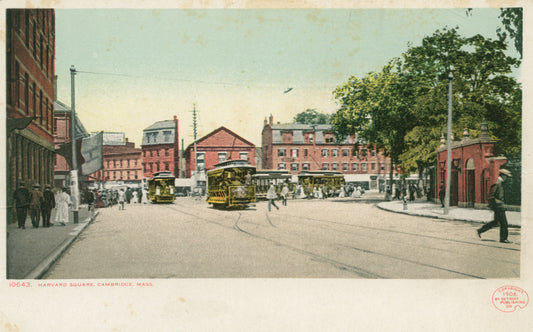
[14,187,30,207]
[42,189,56,210]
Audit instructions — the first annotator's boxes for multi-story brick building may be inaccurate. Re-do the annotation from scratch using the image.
[88,132,143,188]
[184,126,256,178]
[261,115,396,190]
[142,116,180,179]
[6,9,56,223]
[53,99,89,188]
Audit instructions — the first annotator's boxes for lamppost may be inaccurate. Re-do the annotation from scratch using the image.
[70,65,79,223]
[444,68,453,215]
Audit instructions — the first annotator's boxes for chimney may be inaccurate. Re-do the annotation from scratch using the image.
[269,114,273,125]
[264,117,267,126]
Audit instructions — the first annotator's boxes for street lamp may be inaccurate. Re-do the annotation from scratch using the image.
[70,65,79,223]
[444,67,453,215]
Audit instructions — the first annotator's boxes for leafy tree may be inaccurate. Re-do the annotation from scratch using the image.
[498,8,522,58]
[332,26,521,181]
[332,59,411,184]
[293,109,331,124]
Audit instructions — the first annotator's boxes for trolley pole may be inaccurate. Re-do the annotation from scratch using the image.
[444,70,453,215]
[70,65,79,223]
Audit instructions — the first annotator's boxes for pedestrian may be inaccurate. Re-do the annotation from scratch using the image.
[118,189,126,210]
[477,169,513,243]
[281,183,289,206]
[41,185,55,227]
[55,187,71,226]
[439,185,445,207]
[132,190,138,204]
[86,189,95,213]
[13,181,30,229]
[142,186,148,204]
[29,183,43,228]
[266,182,279,212]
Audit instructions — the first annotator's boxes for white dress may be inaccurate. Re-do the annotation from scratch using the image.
[55,191,71,224]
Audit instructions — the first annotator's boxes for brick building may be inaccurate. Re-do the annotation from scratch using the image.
[435,123,511,208]
[184,126,256,178]
[88,132,143,188]
[6,9,56,223]
[141,116,180,179]
[53,99,89,188]
[261,115,395,190]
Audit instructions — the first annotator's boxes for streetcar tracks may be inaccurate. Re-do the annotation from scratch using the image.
[163,202,518,278]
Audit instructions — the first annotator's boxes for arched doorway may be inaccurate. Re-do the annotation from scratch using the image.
[465,158,475,208]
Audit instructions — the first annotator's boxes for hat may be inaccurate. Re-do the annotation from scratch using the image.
[45,184,51,189]
[499,169,512,177]
[33,183,40,188]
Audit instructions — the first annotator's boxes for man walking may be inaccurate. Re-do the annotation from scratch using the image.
[29,184,43,228]
[118,189,126,210]
[13,181,30,229]
[477,169,513,243]
[266,183,279,212]
[41,185,55,227]
[281,183,289,206]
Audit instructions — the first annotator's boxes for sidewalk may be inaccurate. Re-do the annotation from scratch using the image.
[6,206,98,279]
[377,199,521,227]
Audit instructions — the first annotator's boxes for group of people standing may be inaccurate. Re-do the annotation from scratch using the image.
[13,182,71,229]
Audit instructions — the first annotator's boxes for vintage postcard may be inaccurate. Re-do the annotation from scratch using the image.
[2,0,532,330]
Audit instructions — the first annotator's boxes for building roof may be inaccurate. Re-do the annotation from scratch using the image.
[185,126,255,154]
[144,120,176,131]
[271,123,332,131]
[54,100,89,139]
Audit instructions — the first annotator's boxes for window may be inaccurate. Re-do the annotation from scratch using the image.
[371,163,376,171]
[163,131,171,142]
[156,150,160,157]
[381,163,386,171]
[343,149,349,157]
[291,163,299,171]
[218,152,227,162]
[343,163,349,171]
[322,149,329,157]
[240,152,248,160]
[303,163,310,171]
[291,149,298,158]
[165,149,169,156]
[304,149,308,157]
[352,163,358,171]
[278,148,286,157]
[308,133,314,143]
[165,163,169,171]
[332,149,339,157]
[282,132,292,143]
[332,162,338,170]
[361,163,367,172]
[322,163,329,170]
[278,163,286,170]
[372,150,376,157]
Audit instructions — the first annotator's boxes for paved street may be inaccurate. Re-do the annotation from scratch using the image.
[43,197,520,279]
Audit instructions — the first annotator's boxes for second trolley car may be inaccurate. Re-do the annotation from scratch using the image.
[252,170,294,200]
[298,171,345,198]
[148,171,176,203]
[206,160,256,209]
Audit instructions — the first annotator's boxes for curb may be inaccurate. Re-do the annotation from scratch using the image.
[24,211,99,279]
[376,203,521,228]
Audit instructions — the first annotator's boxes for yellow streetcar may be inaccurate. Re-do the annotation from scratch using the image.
[148,171,176,203]
[206,160,256,209]
[298,171,345,198]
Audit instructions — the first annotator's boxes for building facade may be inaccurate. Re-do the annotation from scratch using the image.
[435,123,511,208]
[6,9,56,223]
[53,100,89,188]
[261,115,395,189]
[88,133,143,188]
[184,126,256,178]
[141,116,180,179]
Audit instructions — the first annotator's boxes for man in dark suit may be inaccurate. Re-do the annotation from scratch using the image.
[477,169,513,243]
[41,185,55,227]
[13,182,30,229]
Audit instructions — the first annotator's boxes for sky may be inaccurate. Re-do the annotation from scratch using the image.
[54,7,518,148]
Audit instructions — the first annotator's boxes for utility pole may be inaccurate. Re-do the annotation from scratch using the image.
[444,69,453,215]
[70,65,79,223]
[191,104,199,191]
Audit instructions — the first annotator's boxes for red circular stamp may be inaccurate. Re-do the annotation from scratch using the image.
[492,285,529,312]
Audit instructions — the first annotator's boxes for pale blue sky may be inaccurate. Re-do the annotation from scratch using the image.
[55,8,516,147]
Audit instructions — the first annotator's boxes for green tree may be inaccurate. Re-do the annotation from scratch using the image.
[293,109,331,124]
[498,8,522,58]
[332,59,411,185]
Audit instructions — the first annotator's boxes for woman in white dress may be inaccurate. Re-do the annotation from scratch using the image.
[55,187,71,226]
